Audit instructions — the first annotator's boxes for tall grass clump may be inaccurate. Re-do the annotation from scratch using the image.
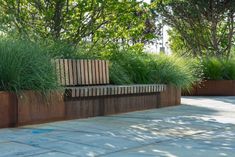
[99,49,201,90]
[0,38,59,92]
[146,54,202,90]
[105,51,150,84]
[201,57,235,80]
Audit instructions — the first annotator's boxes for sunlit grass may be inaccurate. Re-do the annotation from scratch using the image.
[0,38,59,92]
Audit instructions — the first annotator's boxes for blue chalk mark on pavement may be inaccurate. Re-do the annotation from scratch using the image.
[31,129,54,134]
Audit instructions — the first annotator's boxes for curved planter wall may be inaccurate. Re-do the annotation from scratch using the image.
[0,85,181,128]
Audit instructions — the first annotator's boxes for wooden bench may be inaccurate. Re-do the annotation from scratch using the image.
[53,59,167,119]
[53,59,166,98]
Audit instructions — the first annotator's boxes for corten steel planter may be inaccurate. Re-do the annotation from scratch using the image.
[183,80,235,96]
[17,91,65,126]
[1,85,181,128]
[0,92,17,128]
[159,85,181,107]
[0,91,64,128]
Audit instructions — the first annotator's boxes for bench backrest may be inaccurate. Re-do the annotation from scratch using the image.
[53,59,109,86]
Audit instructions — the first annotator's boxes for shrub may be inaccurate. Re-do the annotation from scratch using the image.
[0,38,59,92]
[201,57,235,80]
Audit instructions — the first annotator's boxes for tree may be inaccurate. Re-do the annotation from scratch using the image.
[0,0,159,49]
[154,0,235,58]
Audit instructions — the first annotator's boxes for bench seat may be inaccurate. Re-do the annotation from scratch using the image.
[66,84,166,98]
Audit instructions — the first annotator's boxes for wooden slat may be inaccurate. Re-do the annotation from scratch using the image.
[84,88,88,97]
[141,86,144,93]
[124,87,128,94]
[79,88,83,97]
[154,85,157,92]
[102,60,106,84]
[71,89,76,97]
[76,88,80,97]
[89,87,93,97]
[106,61,109,84]
[64,59,70,85]
[101,87,104,96]
[98,60,103,84]
[60,59,66,85]
[68,59,73,85]
[115,86,118,95]
[95,60,99,84]
[110,87,113,95]
[128,86,131,94]
[80,60,85,84]
[120,87,123,95]
[103,87,107,95]
[92,86,95,96]
[133,86,136,93]
[72,60,77,85]
[98,87,101,96]
[99,87,103,96]
[91,60,96,85]
[118,86,121,95]
[84,60,89,85]
[76,60,81,84]
[88,60,92,84]
[54,59,61,84]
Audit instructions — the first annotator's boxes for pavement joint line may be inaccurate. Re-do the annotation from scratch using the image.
[21,150,53,157]
[95,137,176,157]
[10,140,79,157]
[24,150,80,157]
[43,134,115,152]
[44,124,151,136]
[10,133,113,157]
[45,125,112,135]
[0,141,11,144]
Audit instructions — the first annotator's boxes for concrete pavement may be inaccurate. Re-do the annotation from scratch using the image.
[0,97,235,157]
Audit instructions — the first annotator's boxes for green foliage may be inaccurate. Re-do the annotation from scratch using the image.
[96,49,201,90]
[0,38,59,92]
[0,36,201,92]
[201,58,235,80]
[146,55,201,90]
[155,0,235,58]
[0,0,158,48]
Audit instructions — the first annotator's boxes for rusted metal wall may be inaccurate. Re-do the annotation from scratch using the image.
[0,85,180,128]
[183,80,235,96]
[17,91,65,126]
[0,92,17,128]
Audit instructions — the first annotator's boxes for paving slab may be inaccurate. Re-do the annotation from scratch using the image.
[0,96,235,157]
